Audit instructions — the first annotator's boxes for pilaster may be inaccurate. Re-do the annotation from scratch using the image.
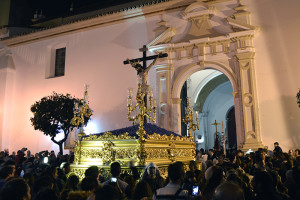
[154,64,172,131]
[235,52,263,151]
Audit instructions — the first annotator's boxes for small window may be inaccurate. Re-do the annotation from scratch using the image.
[54,47,66,77]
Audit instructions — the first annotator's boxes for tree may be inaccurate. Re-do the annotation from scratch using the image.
[30,92,92,154]
[297,89,300,107]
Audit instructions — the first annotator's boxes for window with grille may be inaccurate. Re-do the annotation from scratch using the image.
[54,47,66,77]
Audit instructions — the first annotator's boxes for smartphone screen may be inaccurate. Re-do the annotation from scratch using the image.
[111,177,117,182]
[192,185,199,196]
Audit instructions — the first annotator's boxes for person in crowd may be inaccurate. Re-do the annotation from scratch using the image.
[208,149,216,161]
[274,142,283,155]
[141,162,164,193]
[203,166,224,200]
[34,188,59,200]
[0,178,31,200]
[154,162,189,200]
[104,161,131,199]
[94,184,121,200]
[0,166,15,190]
[251,171,284,200]
[212,182,245,200]
[133,180,153,200]
[80,176,99,192]
[60,174,79,200]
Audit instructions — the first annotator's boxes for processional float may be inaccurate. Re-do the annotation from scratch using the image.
[70,50,196,179]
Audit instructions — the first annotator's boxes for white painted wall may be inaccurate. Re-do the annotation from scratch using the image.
[244,0,300,151]
[1,0,300,154]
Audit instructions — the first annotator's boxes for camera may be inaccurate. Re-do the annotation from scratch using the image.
[192,185,199,196]
[111,177,117,182]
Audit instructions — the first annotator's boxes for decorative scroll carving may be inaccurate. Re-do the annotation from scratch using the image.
[83,132,135,140]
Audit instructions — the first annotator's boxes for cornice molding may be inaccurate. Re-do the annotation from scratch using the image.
[2,0,196,47]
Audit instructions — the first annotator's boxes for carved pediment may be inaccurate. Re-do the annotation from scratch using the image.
[147,0,258,56]
[147,27,176,47]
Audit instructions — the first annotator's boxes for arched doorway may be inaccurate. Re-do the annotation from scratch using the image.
[179,69,235,150]
[226,106,237,150]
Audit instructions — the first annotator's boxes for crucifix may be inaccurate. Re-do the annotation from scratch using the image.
[211,120,221,151]
[124,45,168,121]
[211,120,220,136]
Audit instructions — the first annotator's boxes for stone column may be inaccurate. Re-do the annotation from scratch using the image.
[0,53,15,150]
[171,98,181,134]
[154,64,172,131]
[235,52,264,151]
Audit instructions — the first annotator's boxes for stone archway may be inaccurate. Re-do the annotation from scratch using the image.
[148,0,264,150]
[170,62,245,149]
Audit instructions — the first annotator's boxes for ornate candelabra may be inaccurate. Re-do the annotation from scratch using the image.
[182,98,199,138]
[221,122,227,156]
[71,85,93,164]
[127,83,157,139]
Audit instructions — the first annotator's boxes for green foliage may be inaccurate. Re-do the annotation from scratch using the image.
[30,92,92,153]
[297,89,300,107]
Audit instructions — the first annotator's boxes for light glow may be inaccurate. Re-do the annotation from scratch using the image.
[84,120,100,135]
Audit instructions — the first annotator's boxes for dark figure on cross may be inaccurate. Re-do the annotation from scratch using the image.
[127,53,162,93]
[124,45,167,94]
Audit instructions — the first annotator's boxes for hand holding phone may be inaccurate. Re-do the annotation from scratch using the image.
[111,177,117,182]
[192,185,199,196]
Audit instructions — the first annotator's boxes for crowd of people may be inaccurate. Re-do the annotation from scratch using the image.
[0,142,299,200]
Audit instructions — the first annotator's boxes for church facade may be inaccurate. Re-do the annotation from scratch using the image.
[0,0,299,153]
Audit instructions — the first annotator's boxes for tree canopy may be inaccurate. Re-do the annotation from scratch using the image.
[297,89,300,107]
[30,92,92,154]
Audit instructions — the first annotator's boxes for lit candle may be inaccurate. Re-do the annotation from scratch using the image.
[153,99,157,107]
[75,102,79,110]
[196,111,199,119]
[149,89,153,97]
[222,121,224,133]
[128,88,132,98]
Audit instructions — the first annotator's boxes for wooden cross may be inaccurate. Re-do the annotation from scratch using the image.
[124,45,168,122]
[211,120,220,134]
[123,45,168,67]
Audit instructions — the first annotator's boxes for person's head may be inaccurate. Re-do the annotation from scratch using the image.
[0,178,31,200]
[0,166,14,180]
[80,176,98,192]
[67,191,90,200]
[212,182,245,200]
[85,165,99,179]
[60,162,71,174]
[33,176,54,195]
[189,160,197,172]
[168,162,185,184]
[66,174,79,190]
[209,149,214,156]
[94,184,120,200]
[237,150,243,157]
[34,188,58,200]
[295,149,300,156]
[274,142,279,147]
[288,149,293,155]
[133,180,153,200]
[251,171,273,193]
[110,162,121,177]
[23,172,34,186]
[44,166,58,179]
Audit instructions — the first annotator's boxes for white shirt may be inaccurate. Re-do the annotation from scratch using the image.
[153,183,188,200]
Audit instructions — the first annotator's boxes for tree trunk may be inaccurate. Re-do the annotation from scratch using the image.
[58,142,63,155]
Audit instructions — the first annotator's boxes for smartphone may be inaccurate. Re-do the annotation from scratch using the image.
[111,177,117,182]
[192,185,199,196]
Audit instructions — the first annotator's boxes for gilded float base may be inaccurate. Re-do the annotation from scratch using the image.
[70,131,197,179]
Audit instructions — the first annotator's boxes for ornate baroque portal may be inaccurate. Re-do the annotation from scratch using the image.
[148,0,264,150]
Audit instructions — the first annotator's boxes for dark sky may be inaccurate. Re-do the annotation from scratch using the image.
[7,0,140,27]
[28,0,138,18]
